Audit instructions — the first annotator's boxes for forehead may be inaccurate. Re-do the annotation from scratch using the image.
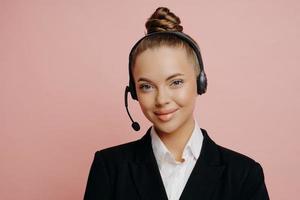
[133,46,195,80]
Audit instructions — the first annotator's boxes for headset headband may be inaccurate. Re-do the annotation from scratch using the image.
[128,31,204,73]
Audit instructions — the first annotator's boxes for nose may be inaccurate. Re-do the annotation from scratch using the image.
[155,87,170,107]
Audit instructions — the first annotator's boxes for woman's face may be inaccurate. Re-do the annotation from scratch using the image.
[133,46,198,135]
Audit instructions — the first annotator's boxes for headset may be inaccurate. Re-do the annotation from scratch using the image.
[124,31,207,131]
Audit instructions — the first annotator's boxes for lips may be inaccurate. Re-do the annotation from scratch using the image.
[154,108,178,121]
[154,108,178,115]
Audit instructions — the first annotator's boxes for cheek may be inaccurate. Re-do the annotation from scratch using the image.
[137,95,156,122]
[137,94,154,111]
[175,84,197,107]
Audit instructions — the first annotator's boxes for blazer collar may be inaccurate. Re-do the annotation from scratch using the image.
[129,127,225,200]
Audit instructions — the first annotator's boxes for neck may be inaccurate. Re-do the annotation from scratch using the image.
[155,116,195,161]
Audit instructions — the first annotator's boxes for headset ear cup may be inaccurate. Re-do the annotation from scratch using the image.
[131,88,138,100]
[129,80,138,100]
[197,70,207,95]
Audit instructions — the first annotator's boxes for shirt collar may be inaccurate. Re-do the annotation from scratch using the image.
[150,119,203,164]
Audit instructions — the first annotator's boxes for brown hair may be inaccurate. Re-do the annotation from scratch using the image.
[130,7,200,77]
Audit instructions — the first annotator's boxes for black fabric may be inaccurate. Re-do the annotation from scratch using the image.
[84,127,270,200]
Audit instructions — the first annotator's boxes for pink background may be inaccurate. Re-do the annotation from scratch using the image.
[1,0,299,199]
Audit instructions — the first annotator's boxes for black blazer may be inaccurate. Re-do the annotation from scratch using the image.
[84,127,269,200]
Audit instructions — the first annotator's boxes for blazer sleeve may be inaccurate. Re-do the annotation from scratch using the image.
[240,161,270,200]
[84,151,112,200]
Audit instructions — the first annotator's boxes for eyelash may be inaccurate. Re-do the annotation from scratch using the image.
[139,79,184,92]
[171,79,184,87]
[139,84,152,91]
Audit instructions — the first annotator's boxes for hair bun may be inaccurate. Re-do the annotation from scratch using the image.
[145,7,183,34]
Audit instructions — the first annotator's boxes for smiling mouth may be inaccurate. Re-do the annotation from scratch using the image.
[154,108,178,122]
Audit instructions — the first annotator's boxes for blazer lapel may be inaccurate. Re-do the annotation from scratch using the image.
[129,127,168,200]
[129,127,225,200]
[180,128,225,200]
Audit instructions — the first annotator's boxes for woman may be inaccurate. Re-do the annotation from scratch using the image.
[84,7,269,200]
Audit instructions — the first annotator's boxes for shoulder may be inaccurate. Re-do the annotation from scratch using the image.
[202,127,264,172]
[215,142,266,186]
[215,144,269,198]
[217,142,264,171]
[92,139,140,164]
[217,143,258,167]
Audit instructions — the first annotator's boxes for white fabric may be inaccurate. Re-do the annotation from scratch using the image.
[150,119,203,200]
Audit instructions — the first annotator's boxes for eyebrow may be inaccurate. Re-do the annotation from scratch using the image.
[137,73,184,83]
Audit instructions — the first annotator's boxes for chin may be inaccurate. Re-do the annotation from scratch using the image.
[152,120,181,135]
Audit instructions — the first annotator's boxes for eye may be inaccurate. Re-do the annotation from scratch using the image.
[171,79,184,87]
[139,83,154,92]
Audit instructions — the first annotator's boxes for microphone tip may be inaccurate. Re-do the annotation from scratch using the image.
[132,122,140,131]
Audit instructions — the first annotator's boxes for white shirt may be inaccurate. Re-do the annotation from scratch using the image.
[150,119,203,200]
